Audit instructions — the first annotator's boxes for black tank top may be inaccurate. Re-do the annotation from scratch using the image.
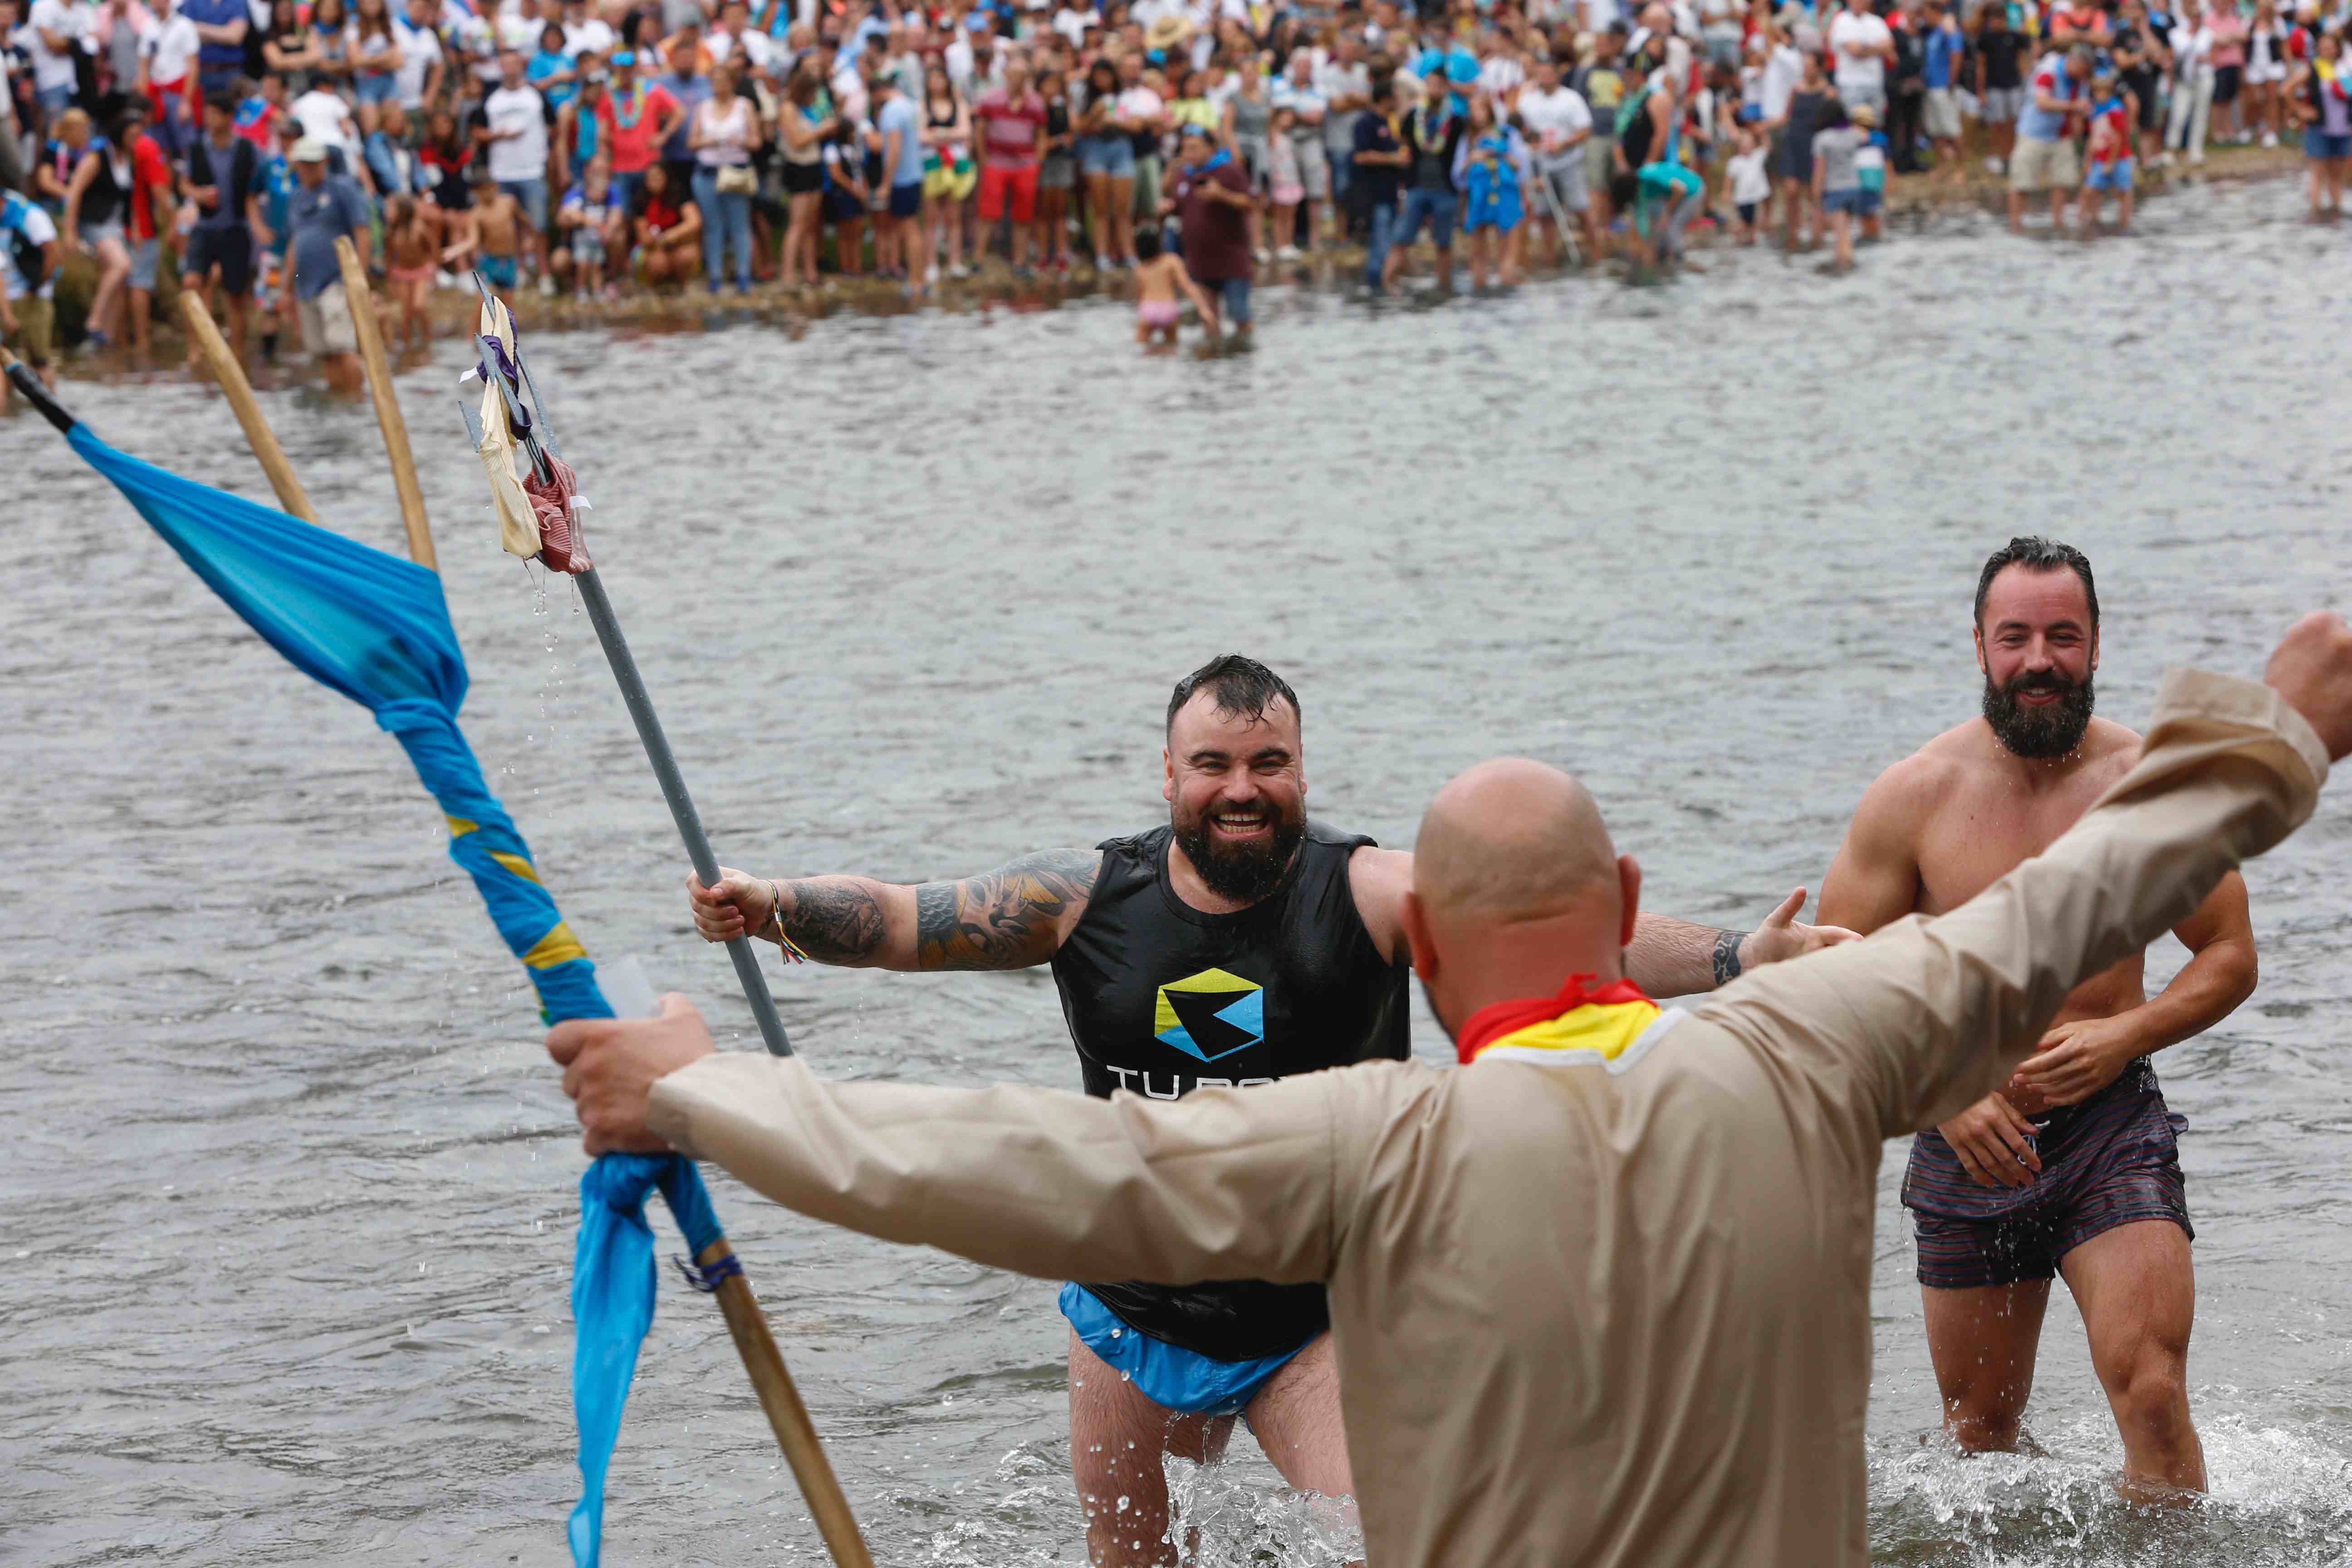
[81,143,128,228]
[1049,819,1410,1360]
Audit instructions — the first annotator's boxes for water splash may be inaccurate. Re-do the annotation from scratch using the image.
[1868,1411,2352,1565]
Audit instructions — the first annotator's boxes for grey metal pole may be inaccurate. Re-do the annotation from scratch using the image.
[573,565,794,1058]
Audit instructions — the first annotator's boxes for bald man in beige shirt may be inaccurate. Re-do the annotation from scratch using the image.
[553,614,2352,1568]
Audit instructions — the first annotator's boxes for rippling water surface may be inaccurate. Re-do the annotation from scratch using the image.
[5,175,2350,1567]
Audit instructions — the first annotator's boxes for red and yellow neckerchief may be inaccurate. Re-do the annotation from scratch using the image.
[1456,973,1665,1067]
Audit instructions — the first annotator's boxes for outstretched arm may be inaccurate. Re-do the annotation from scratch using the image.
[552,994,1366,1288]
[1622,891,1857,996]
[687,847,1102,970]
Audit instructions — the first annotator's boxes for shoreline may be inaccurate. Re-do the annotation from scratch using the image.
[18,142,2308,375]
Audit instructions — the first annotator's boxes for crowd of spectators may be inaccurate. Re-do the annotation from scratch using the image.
[4,0,2344,367]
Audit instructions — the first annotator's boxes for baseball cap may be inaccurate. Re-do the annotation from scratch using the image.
[611,48,636,64]
[289,137,330,163]
[1178,121,1210,138]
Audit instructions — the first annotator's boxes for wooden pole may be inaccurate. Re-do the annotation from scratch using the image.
[178,293,319,525]
[334,236,436,570]
[696,1238,875,1568]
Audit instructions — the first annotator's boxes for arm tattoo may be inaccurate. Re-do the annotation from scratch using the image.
[777,880,889,963]
[914,848,1100,971]
[1710,928,1748,987]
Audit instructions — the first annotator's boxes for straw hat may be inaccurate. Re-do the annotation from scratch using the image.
[1144,13,1192,51]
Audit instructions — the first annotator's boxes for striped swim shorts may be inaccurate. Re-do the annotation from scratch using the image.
[1903,1065,2192,1291]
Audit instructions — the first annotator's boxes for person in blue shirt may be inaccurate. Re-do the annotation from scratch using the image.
[181,0,254,100]
[1460,128,1525,289]
[1921,0,1967,181]
[284,137,371,392]
[529,23,579,111]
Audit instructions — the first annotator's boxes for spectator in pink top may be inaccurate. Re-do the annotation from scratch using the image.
[2207,0,2250,142]
[972,53,1045,276]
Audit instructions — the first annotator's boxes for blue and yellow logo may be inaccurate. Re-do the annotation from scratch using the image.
[1153,968,1266,1064]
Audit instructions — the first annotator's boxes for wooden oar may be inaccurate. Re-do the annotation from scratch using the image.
[177,294,318,524]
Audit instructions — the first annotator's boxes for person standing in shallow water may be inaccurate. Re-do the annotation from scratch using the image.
[680,653,1850,1568]
[1820,536,2258,1500]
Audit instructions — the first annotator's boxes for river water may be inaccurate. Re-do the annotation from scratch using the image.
[5,172,2350,1568]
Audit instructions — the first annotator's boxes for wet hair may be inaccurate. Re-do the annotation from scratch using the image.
[1134,223,1163,259]
[1974,537,2099,631]
[1166,654,1302,735]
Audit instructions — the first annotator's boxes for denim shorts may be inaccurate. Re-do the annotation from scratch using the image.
[1215,274,1252,323]
[1397,186,1458,247]
[500,176,549,234]
[2305,127,2352,161]
[353,71,397,105]
[128,235,162,291]
[1059,1283,1305,1417]
[1076,133,1136,179]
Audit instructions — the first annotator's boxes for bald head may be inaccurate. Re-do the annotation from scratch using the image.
[1415,758,1620,922]
[1405,758,1643,1037]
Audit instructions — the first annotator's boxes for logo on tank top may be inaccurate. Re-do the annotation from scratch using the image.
[1153,967,1265,1063]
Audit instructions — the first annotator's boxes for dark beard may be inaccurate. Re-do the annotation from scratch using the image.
[1172,806,1308,905]
[1983,670,2097,759]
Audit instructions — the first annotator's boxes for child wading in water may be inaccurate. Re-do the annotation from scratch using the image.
[455,163,525,307]
[2081,70,2137,233]
[1461,127,1525,287]
[1727,118,1771,245]
[1131,225,1212,349]
[1812,99,1869,272]
[556,163,616,301]
[1266,105,1306,257]
[382,195,438,349]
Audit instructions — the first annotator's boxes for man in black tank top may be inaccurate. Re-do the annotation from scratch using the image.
[686,653,1854,1567]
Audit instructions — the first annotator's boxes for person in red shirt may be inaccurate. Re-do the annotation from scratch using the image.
[120,99,176,356]
[973,52,1045,274]
[596,49,685,215]
[1162,122,1254,338]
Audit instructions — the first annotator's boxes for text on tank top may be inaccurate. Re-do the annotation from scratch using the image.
[1048,819,1410,1361]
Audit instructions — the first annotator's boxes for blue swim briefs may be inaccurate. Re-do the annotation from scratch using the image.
[1058,1282,1308,1417]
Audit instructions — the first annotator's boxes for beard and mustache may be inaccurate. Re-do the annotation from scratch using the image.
[1983,666,2097,759]
[1172,794,1309,903]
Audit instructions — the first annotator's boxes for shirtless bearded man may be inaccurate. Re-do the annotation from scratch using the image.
[1820,537,2257,1496]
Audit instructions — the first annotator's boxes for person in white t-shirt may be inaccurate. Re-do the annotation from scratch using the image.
[560,0,612,59]
[25,0,86,113]
[1516,51,1598,260]
[708,0,773,74]
[391,0,444,111]
[1828,0,1894,112]
[481,48,551,282]
[1759,19,1803,122]
[292,83,371,174]
[141,1,206,153]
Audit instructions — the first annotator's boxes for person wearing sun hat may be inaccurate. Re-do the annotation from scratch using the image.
[284,136,369,392]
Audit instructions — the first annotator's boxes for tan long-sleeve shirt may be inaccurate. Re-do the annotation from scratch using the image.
[648,670,2329,1568]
